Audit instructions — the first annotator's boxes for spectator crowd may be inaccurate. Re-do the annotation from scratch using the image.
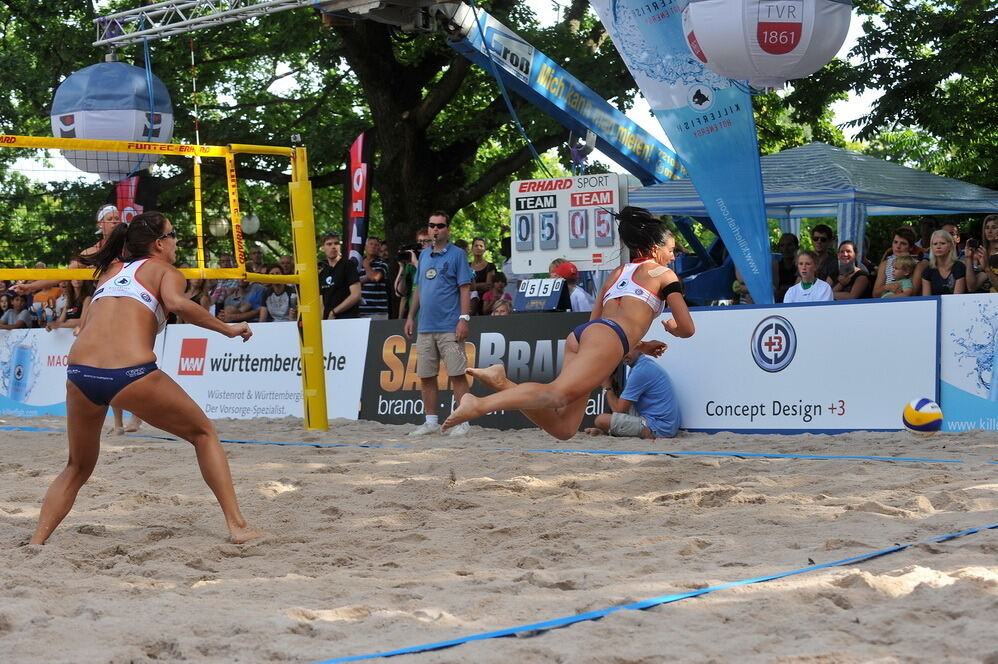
[3,213,995,332]
[730,214,998,304]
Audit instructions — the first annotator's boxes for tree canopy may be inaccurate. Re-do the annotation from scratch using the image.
[0,0,992,269]
[0,0,640,267]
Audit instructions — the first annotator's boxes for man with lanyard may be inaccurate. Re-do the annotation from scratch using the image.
[404,211,472,436]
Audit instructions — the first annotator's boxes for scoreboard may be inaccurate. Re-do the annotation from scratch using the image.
[509,173,628,274]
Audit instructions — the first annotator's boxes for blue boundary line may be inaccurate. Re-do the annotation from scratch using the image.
[1,426,994,465]
[310,523,997,663]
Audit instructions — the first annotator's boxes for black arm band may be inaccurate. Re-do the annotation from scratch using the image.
[662,280,683,297]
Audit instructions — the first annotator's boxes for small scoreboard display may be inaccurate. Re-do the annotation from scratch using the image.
[509,173,627,275]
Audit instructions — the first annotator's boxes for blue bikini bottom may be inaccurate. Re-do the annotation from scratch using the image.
[571,318,629,355]
[67,362,158,406]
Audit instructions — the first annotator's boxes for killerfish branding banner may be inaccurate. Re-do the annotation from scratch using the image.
[591,0,774,303]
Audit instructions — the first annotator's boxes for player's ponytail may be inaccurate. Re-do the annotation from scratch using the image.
[616,206,672,257]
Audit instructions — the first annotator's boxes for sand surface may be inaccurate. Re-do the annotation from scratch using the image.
[1,415,996,664]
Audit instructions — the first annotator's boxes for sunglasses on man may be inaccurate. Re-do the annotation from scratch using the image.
[428,222,448,229]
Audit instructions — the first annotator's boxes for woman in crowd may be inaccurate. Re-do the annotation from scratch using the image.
[469,237,496,296]
[469,237,495,315]
[774,232,800,303]
[442,206,694,440]
[964,214,998,293]
[921,230,967,295]
[46,280,95,332]
[0,292,10,318]
[29,211,263,545]
[872,226,921,298]
[176,274,214,323]
[829,241,871,300]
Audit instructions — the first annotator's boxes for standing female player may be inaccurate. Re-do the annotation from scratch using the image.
[442,207,695,440]
[30,211,264,545]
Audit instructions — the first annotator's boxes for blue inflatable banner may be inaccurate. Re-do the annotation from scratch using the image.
[591,0,774,303]
[447,7,682,183]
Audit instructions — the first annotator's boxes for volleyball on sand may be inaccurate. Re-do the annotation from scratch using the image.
[902,398,943,437]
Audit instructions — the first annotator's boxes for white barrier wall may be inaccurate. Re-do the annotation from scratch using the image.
[160,319,370,421]
[6,297,995,433]
[939,294,998,432]
[653,299,939,432]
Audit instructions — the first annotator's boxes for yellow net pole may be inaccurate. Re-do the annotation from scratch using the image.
[223,153,246,269]
[192,154,207,277]
[288,146,328,431]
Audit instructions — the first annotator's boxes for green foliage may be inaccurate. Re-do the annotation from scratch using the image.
[797,1,997,189]
[0,1,637,261]
[753,90,845,155]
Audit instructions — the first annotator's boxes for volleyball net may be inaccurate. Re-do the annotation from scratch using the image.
[0,134,328,430]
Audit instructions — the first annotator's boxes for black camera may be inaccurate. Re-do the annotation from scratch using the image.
[397,243,421,263]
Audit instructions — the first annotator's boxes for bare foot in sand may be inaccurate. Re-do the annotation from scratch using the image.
[583,427,605,436]
[229,525,267,544]
[106,425,125,436]
[466,364,514,392]
[123,417,142,433]
[442,393,486,431]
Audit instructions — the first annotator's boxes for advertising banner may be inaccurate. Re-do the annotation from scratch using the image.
[344,131,374,264]
[0,328,166,417]
[591,0,775,304]
[0,328,75,416]
[161,319,369,421]
[359,315,606,429]
[447,7,681,183]
[653,299,938,432]
[939,294,998,432]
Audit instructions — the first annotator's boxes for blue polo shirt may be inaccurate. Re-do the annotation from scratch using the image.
[621,355,680,438]
[415,243,471,333]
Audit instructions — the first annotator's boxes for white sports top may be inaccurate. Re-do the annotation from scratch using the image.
[91,258,168,332]
[602,260,666,315]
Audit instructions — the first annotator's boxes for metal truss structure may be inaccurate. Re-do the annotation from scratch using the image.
[94,0,447,48]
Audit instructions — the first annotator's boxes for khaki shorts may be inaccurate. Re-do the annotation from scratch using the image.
[416,332,468,378]
[609,410,648,438]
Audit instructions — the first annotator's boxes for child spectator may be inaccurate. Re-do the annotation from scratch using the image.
[881,255,916,298]
[0,294,34,329]
[259,266,297,322]
[491,299,513,316]
[784,250,833,303]
[481,272,513,315]
[551,261,595,312]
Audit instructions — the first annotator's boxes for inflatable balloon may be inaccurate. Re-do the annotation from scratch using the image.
[51,61,174,181]
[682,0,852,89]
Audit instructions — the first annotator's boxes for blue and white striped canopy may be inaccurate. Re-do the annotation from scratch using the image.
[630,142,998,219]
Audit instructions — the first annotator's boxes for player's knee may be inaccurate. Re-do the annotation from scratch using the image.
[65,454,98,482]
[186,421,217,447]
